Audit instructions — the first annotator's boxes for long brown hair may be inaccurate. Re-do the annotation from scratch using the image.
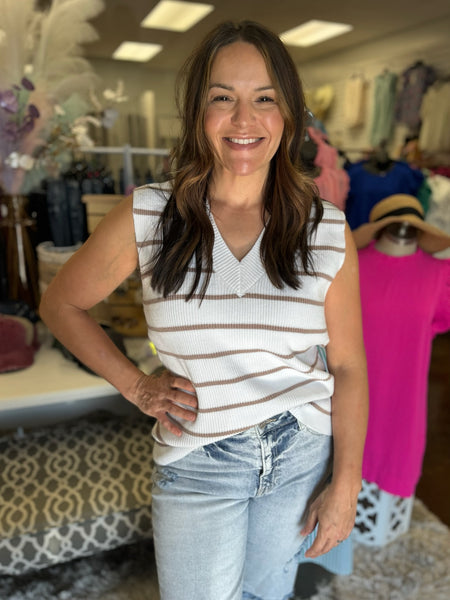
[150,20,323,299]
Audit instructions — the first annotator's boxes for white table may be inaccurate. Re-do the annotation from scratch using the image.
[0,336,161,430]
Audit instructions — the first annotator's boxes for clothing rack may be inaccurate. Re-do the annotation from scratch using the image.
[79,144,170,191]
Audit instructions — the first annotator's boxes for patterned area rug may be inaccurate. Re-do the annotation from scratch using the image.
[0,499,448,600]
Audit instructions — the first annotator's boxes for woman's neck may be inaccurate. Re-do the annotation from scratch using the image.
[208,171,266,211]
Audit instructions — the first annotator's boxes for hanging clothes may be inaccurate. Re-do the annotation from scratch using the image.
[426,174,450,258]
[345,160,424,229]
[344,75,366,128]
[358,242,450,497]
[369,70,398,147]
[418,81,450,153]
[307,127,350,211]
[395,61,436,131]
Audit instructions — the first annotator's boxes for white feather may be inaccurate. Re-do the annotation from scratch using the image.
[32,0,105,101]
[0,0,35,89]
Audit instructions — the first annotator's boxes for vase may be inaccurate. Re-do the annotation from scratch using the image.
[0,193,40,309]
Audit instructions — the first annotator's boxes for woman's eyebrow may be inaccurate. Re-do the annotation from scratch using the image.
[208,83,275,91]
[209,83,233,90]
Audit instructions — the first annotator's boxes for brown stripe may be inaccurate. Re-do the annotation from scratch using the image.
[140,265,211,279]
[310,401,331,416]
[195,365,293,388]
[156,347,312,361]
[165,379,331,437]
[143,292,323,306]
[196,376,331,415]
[165,416,250,439]
[137,240,160,248]
[309,217,345,225]
[296,270,334,282]
[153,422,169,446]
[133,208,162,216]
[147,323,327,334]
[311,245,345,253]
[194,354,319,388]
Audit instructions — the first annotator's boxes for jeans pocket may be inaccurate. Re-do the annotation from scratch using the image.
[297,419,331,438]
[152,465,179,489]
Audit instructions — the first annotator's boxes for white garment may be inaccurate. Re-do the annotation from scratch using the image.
[427,174,450,259]
[419,82,450,152]
[133,184,346,465]
[344,75,366,128]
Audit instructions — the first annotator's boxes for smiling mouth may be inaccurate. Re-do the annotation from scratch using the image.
[226,137,262,145]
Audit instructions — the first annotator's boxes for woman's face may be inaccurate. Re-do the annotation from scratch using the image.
[204,41,285,180]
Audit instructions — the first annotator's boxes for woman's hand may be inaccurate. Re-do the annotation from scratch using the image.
[300,481,360,558]
[130,369,198,437]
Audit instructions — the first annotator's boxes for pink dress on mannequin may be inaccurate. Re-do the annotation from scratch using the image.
[358,242,450,497]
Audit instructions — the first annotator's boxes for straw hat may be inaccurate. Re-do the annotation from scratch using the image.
[352,194,450,253]
[305,84,334,121]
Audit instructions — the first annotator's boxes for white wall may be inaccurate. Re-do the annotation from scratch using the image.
[298,15,450,158]
[89,15,450,160]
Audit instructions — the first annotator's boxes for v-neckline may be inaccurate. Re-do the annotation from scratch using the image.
[208,206,266,297]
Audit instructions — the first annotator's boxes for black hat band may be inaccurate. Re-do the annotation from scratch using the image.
[374,207,424,222]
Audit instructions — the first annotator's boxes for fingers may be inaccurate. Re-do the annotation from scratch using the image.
[304,529,347,558]
[171,374,196,395]
[134,370,198,436]
[303,512,351,557]
[300,507,318,537]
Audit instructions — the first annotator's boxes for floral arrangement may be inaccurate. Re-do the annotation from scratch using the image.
[0,0,106,196]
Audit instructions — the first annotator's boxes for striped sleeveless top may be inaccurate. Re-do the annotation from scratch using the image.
[133,183,346,465]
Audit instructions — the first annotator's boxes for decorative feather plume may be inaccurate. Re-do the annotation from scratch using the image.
[0,0,107,195]
[0,0,36,89]
[32,0,105,102]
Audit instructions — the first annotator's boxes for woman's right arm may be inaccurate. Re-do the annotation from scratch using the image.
[39,195,197,435]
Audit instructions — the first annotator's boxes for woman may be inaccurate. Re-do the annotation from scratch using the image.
[40,21,368,600]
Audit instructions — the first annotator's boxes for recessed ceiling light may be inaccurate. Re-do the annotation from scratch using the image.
[112,41,163,62]
[141,0,214,32]
[280,20,353,47]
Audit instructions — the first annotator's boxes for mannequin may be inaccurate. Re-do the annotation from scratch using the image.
[375,222,418,256]
[352,194,450,505]
[363,143,395,175]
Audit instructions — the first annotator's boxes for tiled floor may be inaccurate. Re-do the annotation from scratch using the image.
[415,331,450,526]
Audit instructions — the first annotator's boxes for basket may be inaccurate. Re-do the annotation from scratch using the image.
[352,479,414,546]
[37,241,81,294]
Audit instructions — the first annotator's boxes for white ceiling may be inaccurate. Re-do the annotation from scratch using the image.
[81,0,450,71]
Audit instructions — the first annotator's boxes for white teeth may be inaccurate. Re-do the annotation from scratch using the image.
[228,137,260,145]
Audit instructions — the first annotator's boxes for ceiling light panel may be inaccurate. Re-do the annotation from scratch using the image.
[113,42,163,62]
[280,20,353,47]
[141,0,214,32]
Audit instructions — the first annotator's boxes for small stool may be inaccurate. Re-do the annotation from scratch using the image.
[353,479,414,546]
[0,412,155,575]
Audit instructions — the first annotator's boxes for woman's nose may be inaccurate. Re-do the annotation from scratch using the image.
[231,101,254,125]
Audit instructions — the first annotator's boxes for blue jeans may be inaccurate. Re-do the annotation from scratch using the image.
[151,411,333,600]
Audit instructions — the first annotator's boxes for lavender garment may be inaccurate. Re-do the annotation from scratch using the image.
[358,243,450,497]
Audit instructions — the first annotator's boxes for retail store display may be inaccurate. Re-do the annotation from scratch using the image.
[352,196,450,544]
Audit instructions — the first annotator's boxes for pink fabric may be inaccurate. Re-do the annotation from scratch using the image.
[314,167,350,211]
[358,243,450,497]
[307,126,338,169]
[307,127,350,209]
[0,315,39,373]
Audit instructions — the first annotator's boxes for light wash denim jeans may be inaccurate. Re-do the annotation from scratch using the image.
[151,411,333,600]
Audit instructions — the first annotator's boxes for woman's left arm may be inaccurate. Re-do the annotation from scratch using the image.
[302,222,369,558]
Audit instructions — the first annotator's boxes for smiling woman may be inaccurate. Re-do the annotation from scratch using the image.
[39,20,368,600]
[205,42,284,181]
